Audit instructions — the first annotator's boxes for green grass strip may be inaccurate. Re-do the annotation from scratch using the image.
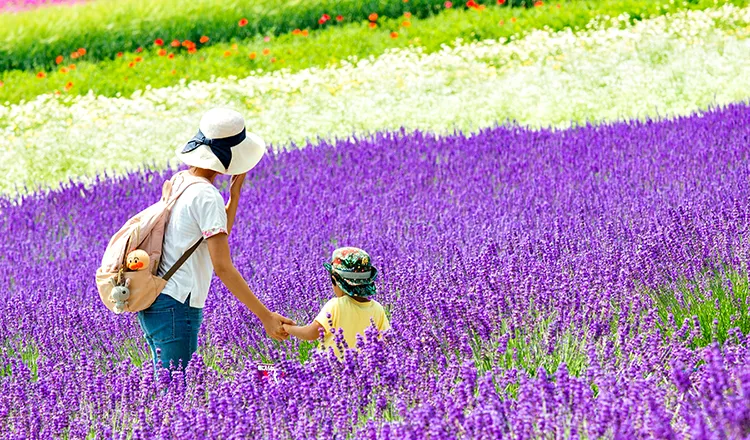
[0,0,533,73]
[2,0,740,104]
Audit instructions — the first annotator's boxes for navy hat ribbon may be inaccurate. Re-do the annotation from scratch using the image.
[182,128,247,170]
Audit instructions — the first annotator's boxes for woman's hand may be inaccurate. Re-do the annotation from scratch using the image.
[262,312,296,341]
[229,173,247,198]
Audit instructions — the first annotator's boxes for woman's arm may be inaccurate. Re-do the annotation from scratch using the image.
[207,233,294,340]
[225,173,246,235]
[283,322,323,341]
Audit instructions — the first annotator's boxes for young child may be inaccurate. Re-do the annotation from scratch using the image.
[283,247,390,355]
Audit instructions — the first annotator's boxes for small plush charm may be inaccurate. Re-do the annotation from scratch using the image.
[108,278,131,314]
[126,249,150,271]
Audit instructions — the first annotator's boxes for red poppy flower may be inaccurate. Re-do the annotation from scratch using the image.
[223,50,232,57]
[444,1,452,7]
[117,52,123,58]
[390,31,398,39]
[64,81,73,91]
[336,15,343,21]
[369,22,377,29]
[262,48,270,55]
[134,56,143,62]
[188,47,197,54]
[497,0,505,3]
[368,12,378,21]
[182,40,195,49]
[238,18,248,27]
[36,71,46,78]
[135,47,144,53]
[200,36,209,43]
[249,52,257,59]
[77,48,86,56]
[170,39,181,48]
[154,38,164,46]
[168,53,175,59]
[158,49,167,56]
[292,29,301,35]
[55,55,64,65]
[534,0,543,6]
[318,18,325,24]
[466,0,478,8]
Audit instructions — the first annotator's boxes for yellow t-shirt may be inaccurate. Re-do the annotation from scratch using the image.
[314,296,390,354]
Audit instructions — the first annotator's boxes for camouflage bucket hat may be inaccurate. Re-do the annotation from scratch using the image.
[323,247,378,298]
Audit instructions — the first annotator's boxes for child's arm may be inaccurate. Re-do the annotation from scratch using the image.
[283,322,323,341]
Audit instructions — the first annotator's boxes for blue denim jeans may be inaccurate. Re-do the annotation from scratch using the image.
[138,293,203,371]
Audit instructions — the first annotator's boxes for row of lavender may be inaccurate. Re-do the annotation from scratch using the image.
[2,104,750,437]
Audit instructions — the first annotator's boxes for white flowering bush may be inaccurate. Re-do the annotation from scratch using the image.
[2,4,750,194]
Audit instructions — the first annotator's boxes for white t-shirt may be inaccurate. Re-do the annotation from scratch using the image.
[157,181,227,308]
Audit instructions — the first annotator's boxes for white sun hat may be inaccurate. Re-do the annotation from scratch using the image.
[175,108,266,175]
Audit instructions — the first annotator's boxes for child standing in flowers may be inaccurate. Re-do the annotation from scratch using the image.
[283,247,390,355]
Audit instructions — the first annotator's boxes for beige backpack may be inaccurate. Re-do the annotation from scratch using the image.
[95,171,208,313]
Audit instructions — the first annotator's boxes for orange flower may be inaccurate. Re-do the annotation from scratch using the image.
[36,72,46,79]
[182,40,195,49]
[0,81,4,87]
[301,30,309,36]
[292,29,301,35]
[170,39,181,47]
[223,50,232,57]
[117,52,123,58]
[128,62,135,68]
[368,12,378,21]
[59,67,68,73]
[390,31,398,39]
[404,12,412,18]
[158,49,167,56]
[534,0,543,6]
[249,52,257,59]
[168,53,175,59]
[64,81,74,91]
[232,43,238,50]
[77,48,86,56]
[171,69,176,75]
[511,16,516,22]
[262,48,270,55]
[135,47,144,53]
[498,20,504,25]
[270,57,276,63]
[238,18,248,27]
[402,21,411,27]
[55,55,64,65]
[369,22,377,29]
[200,36,209,43]
[134,56,143,62]
[188,47,197,54]
[154,38,164,46]
[71,52,79,59]
[69,64,76,70]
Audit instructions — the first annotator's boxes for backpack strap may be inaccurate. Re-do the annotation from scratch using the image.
[162,237,204,281]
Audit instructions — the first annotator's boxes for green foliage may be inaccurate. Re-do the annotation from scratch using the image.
[651,268,750,347]
[2,0,737,104]
[0,0,495,73]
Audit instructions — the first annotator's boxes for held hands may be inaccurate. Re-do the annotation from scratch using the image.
[262,312,296,341]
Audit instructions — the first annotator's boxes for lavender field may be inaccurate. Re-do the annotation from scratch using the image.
[1,103,749,438]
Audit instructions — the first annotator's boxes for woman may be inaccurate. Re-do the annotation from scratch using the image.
[138,107,293,371]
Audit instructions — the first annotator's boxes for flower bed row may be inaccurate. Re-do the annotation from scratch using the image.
[2,4,750,194]
[0,0,734,104]
[2,103,750,437]
[0,0,514,73]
